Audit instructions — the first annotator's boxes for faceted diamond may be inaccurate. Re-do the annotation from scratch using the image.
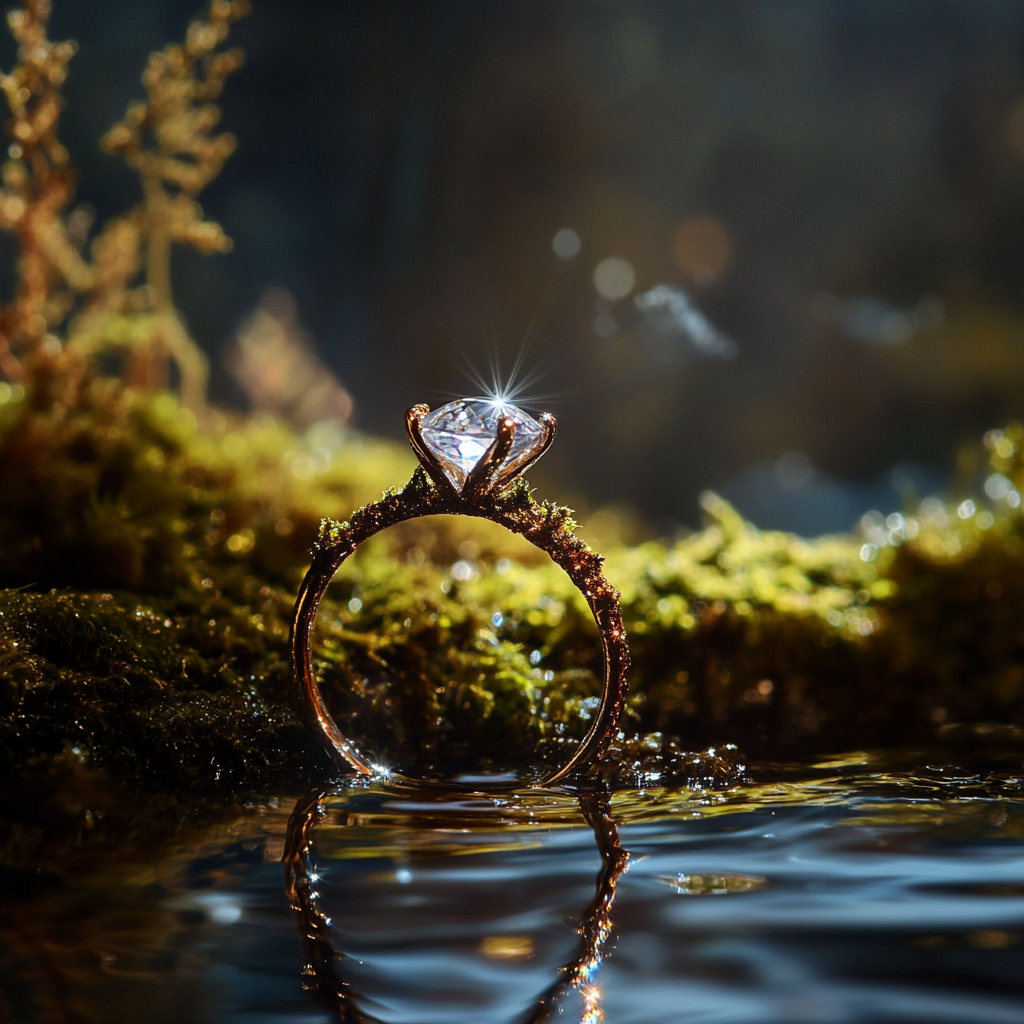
[420,398,544,491]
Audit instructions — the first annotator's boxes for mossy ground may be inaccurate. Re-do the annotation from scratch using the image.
[3,382,1024,811]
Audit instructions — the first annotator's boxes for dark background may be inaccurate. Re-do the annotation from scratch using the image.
[15,0,1024,535]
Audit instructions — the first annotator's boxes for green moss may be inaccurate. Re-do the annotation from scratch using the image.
[0,380,411,592]
[3,381,1024,799]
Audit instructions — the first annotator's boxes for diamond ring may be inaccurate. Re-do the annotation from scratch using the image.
[289,399,631,785]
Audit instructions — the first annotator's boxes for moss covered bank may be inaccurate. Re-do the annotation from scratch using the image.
[3,381,1024,802]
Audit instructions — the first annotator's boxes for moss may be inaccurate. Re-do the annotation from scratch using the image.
[3,380,1024,801]
[0,380,410,591]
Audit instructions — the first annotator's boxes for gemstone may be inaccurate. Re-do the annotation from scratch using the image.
[420,398,544,491]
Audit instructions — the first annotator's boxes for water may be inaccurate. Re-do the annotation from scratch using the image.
[3,748,1024,1023]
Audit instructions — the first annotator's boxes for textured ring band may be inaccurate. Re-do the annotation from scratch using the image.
[290,399,630,786]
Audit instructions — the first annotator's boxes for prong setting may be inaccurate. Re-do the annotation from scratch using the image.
[407,399,555,500]
[462,414,516,502]
[406,404,458,498]
[492,411,556,492]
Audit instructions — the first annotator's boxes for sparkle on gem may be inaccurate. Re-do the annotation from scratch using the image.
[421,398,544,491]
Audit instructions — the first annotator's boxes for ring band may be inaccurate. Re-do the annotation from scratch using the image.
[289,399,630,785]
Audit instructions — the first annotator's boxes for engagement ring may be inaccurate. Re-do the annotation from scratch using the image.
[290,399,630,785]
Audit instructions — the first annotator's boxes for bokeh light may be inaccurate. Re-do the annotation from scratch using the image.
[671,216,732,286]
[593,257,636,301]
[552,227,581,260]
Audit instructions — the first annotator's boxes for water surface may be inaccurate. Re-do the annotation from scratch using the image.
[3,748,1023,1023]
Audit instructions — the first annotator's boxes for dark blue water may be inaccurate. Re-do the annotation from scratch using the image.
[3,751,1023,1023]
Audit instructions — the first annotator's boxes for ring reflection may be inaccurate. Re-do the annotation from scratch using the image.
[283,783,629,1024]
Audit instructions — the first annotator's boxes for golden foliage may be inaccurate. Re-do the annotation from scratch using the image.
[0,0,250,411]
[101,0,250,274]
[97,0,250,410]
[0,0,81,381]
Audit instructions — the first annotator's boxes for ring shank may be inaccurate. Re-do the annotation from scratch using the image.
[291,485,630,786]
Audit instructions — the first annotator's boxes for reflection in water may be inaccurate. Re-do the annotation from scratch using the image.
[4,748,1024,1022]
[283,784,630,1024]
[283,787,366,1022]
[523,791,629,1024]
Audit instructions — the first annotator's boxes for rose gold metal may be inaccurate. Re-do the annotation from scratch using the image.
[461,413,515,502]
[405,404,457,497]
[494,411,557,492]
[290,403,630,786]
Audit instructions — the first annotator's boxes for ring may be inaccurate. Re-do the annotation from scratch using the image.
[289,398,630,785]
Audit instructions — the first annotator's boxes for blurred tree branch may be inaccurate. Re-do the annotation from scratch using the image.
[100,0,250,410]
[0,0,250,413]
[0,0,80,386]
